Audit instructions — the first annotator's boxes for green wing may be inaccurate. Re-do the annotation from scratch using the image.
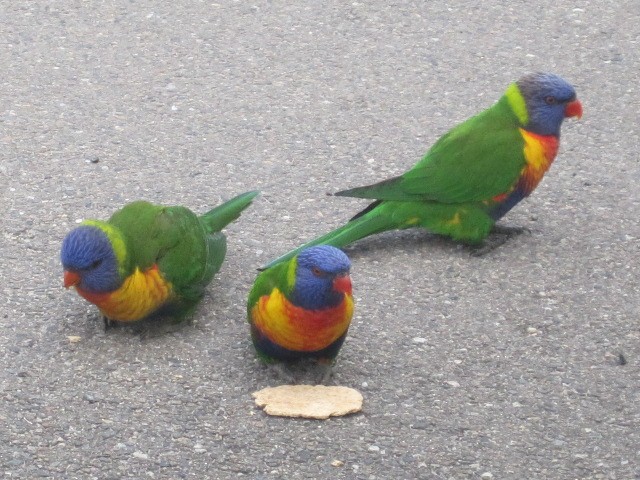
[108,201,212,300]
[109,192,258,303]
[247,260,293,320]
[336,96,526,204]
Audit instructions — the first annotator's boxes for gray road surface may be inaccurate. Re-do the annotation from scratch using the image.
[2,1,639,478]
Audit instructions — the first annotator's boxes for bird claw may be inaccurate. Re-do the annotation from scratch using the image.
[103,316,115,331]
[470,224,531,256]
[470,237,509,256]
[315,364,334,385]
[491,224,532,236]
[312,358,335,385]
[265,360,334,385]
[267,363,297,384]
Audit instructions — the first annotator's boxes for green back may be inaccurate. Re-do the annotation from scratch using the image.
[107,192,257,304]
[109,192,258,302]
[108,201,213,301]
[339,94,526,204]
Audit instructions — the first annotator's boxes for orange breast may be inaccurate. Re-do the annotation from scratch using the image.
[251,288,354,352]
[519,128,559,194]
[76,265,173,322]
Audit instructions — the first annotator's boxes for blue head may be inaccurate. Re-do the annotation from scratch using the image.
[516,72,582,136]
[61,225,123,293]
[290,246,352,310]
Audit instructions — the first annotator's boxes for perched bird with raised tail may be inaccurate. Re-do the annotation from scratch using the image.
[264,72,582,268]
[61,191,258,326]
[248,246,354,383]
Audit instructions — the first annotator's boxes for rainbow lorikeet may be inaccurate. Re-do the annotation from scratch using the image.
[61,191,258,326]
[264,72,582,268]
[248,246,353,383]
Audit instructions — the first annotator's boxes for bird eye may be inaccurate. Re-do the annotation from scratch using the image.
[311,267,323,277]
[90,259,102,269]
[544,96,557,105]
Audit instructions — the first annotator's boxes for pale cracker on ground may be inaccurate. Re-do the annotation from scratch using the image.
[252,385,363,419]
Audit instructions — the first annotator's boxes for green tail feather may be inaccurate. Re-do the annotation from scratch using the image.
[261,208,392,269]
[334,176,414,202]
[200,191,259,233]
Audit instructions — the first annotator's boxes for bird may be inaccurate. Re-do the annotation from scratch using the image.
[264,72,582,268]
[61,191,259,327]
[248,246,354,383]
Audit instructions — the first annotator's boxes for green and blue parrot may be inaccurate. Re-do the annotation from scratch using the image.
[265,72,582,267]
[248,246,354,383]
[61,191,258,325]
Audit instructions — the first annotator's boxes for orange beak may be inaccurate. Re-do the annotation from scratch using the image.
[332,273,352,295]
[565,99,583,119]
[63,270,81,288]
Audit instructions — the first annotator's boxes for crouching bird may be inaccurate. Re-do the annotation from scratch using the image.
[61,191,259,327]
[264,72,582,268]
[248,246,354,384]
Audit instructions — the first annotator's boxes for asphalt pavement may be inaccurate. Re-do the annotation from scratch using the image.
[2,1,639,479]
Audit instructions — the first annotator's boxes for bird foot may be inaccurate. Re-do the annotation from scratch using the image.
[313,359,335,385]
[470,236,509,256]
[315,365,334,385]
[103,316,116,331]
[470,224,531,256]
[267,363,297,384]
[491,224,531,236]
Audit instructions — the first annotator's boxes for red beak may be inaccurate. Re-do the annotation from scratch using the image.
[565,99,583,119]
[63,270,81,288]
[332,273,352,295]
